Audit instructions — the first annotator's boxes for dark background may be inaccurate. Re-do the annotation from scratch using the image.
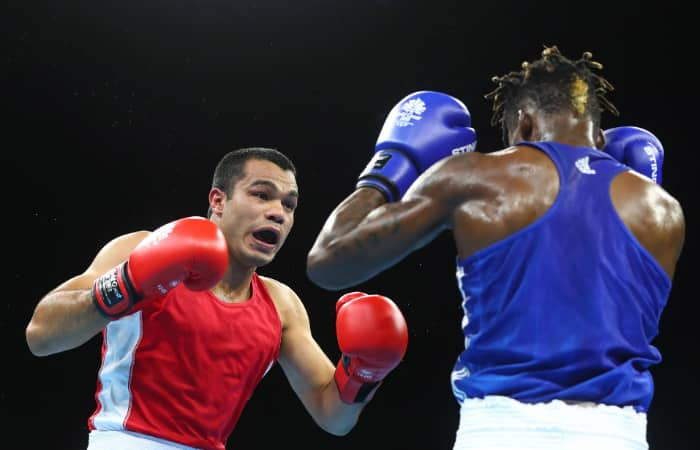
[4,1,694,449]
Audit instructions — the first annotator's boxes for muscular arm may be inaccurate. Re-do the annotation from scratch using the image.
[270,282,363,435]
[307,161,456,291]
[25,231,149,356]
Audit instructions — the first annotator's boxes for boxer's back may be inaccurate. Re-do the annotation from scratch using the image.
[450,141,674,411]
[450,144,683,279]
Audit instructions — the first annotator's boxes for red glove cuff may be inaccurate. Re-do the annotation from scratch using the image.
[334,356,382,404]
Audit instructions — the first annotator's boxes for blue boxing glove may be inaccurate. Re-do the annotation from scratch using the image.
[603,126,664,185]
[357,91,477,202]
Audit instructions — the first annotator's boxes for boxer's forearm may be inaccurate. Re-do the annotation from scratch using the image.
[306,188,386,289]
[26,288,108,356]
[307,186,446,289]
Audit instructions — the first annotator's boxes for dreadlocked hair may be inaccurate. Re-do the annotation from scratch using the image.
[485,45,619,144]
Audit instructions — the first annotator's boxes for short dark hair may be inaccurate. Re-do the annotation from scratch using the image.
[485,45,619,145]
[208,147,297,217]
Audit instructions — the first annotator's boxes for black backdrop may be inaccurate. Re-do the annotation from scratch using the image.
[5,2,695,449]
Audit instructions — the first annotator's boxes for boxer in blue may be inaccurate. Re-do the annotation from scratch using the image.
[306,46,685,449]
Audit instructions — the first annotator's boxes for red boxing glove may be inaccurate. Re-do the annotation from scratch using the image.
[92,216,229,319]
[334,292,408,403]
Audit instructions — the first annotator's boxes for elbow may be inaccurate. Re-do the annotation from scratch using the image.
[307,379,360,436]
[305,267,343,292]
[327,426,353,437]
[306,264,347,291]
[306,252,348,292]
[306,248,335,290]
[25,323,51,357]
[317,417,357,437]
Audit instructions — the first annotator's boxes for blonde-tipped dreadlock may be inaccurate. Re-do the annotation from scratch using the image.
[485,45,619,144]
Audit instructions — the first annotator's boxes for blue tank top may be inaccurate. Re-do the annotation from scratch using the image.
[451,142,671,412]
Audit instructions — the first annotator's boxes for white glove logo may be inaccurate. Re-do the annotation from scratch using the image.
[452,141,477,154]
[356,368,378,381]
[643,144,659,183]
[395,98,426,127]
[140,221,176,248]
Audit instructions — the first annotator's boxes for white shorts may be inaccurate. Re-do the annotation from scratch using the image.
[453,396,648,450]
[87,430,202,450]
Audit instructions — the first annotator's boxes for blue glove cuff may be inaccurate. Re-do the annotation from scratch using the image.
[356,150,419,202]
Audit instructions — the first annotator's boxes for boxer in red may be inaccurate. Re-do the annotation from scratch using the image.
[26,147,408,450]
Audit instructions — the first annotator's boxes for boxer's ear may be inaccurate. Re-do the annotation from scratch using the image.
[595,128,605,150]
[208,188,226,218]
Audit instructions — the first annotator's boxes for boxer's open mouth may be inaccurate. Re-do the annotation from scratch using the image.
[253,229,280,245]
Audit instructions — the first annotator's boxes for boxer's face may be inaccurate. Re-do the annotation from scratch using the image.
[220,159,298,269]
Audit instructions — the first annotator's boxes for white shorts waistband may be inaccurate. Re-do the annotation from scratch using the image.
[88,430,202,450]
[453,396,648,450]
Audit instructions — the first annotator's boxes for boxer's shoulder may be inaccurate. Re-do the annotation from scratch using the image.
[258,275,306,328]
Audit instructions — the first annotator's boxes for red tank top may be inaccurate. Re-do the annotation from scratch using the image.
[88,273,282,450]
